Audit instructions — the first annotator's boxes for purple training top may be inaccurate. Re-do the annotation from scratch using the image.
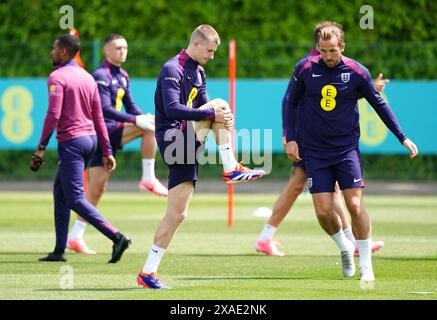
[154,49,215,142]
[281,49,320,135]
[92,60,143,133]
[39,60,112,157]
[285,54,406,158]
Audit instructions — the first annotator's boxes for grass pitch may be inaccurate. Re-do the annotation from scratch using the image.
[0,191,436,300]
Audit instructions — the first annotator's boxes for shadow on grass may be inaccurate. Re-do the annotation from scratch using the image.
[34,288,145,292]
[0,252,45,255]
[0,261,43,264]
[183,253,262,257]
[180,276,311,281]
[179,253,335,258]
[376,256,437,262]
[0,252,109,264]
[0,252,46,264]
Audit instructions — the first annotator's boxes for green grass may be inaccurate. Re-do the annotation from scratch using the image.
[0,192,436,300]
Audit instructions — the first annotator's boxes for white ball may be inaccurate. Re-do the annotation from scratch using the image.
[253,207,272,217]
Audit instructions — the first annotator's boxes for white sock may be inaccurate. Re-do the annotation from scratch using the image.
[142,244,166,274]
[70,220,87,240]
[331,229,353,252]
[343,227,357,247]
[142,159,156,182]
[219,143,238,172]
[356,238,372,269]
[258,224,277,242]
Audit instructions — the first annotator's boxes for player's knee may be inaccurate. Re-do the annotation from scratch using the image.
[179,211,188,222]
[89,177,108,195]
[94,182,107,195]
[288,181,305,196]
[346,197,363,217]
[171,210,188,224]
[53,187,62,199]
[347,203,363,218]
[211,98,230,111]
[67,195,86,212]
[315,205,333,219]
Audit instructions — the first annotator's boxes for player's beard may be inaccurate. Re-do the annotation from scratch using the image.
[326,59,339,68]
[52,56,61,67]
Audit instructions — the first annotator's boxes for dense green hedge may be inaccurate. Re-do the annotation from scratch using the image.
[1,0,437,78]
[2,150,436,182]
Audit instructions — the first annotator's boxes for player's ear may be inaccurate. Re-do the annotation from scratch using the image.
[340,42,345,52]
[103,43,110,56]
[61,47,69,58]
[192,40,201,49]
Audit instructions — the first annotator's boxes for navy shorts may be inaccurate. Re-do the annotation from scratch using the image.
[157,126,203,190]
[305,148,365,194]
[291,141,306,170]
[90,125,124,167]
[292,159,306,170]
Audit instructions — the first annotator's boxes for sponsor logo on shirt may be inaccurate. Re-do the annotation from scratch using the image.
[49,84,56,95]
[165,77,180,84]
[187,87,198,108]
[115,88,125,111]
[320,85,337,111]
[112,79,118,85]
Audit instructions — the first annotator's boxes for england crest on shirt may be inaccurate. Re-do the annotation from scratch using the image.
[341,73,350,83]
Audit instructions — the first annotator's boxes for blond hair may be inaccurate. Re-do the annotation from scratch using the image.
[314,21,344,46]
[190,24,220,45]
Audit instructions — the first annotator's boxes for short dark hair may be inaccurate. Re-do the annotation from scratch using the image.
[104,34,125,45]
[56,34,80,58]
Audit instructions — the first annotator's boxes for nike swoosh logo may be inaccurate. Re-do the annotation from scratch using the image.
[152,249,158,253]
[312,73,322,77]
[187,76,191,79]
[293,76,298,81]
[354,178,362,183]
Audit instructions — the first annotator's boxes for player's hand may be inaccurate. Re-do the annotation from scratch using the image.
[30,150,45,172]
[374,73,389,93]
[285,141,302,162]
[402,138,419,159]
[103,155,117,173]
[282,136,287,151]
[135,114,155,132]
[213,105,233,126]
[223,112,234,131]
